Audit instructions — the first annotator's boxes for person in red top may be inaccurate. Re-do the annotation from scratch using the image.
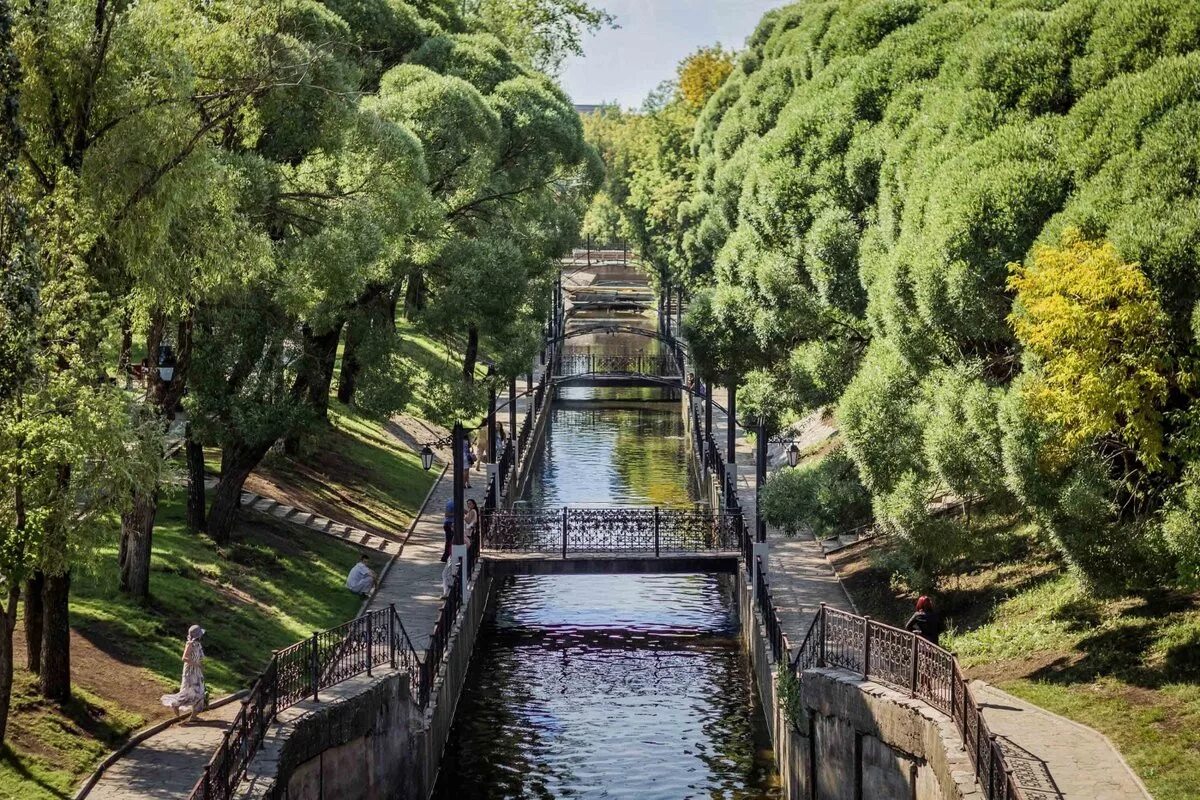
[905,595,944,645]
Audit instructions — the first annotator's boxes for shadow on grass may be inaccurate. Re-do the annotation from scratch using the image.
[0,745,69,799]
[1030,591,1200,690]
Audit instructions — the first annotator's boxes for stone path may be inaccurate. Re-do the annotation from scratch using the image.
[81,369,546,799]
[971,682,1151,800]
[87,700,243,800]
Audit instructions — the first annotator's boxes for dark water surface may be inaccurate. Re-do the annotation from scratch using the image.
[433,299,780,799]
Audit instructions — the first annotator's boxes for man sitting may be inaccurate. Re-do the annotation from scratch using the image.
[346,555,377,597]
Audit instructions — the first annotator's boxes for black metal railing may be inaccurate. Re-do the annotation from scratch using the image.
[483,507,746,556]
[788,605,1024,800]
[423,561,462,707]
[187,605,422,800]
[755,557,789,663]
[559,348,678,378]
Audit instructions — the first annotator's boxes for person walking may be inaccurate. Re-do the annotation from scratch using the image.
[441,497,455,562]
[464,498,480,547]
[904,595,944,645]
[161,625,207,724]
[464,438,476,488]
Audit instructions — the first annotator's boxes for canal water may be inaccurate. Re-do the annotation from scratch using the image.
[433,269,780,798]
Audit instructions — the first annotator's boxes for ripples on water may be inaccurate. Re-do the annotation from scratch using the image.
[434,575,781,799]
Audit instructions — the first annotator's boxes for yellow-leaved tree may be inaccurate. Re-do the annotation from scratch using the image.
[677,45,734,111]
[1008,229,1172,470]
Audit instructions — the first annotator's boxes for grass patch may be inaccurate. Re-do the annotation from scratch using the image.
[0,493,380,797]
[833,530,1200,800]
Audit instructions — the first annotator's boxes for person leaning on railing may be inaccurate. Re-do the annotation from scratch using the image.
[904,595,944,646]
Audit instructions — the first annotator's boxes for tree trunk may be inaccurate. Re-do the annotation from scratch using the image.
[0,585,20,742]
[39,571,70,702]
[207,442,272,545]
[337,315,365,405]
[463,324,479,385]
[119,488,158,600]
[186,425,206,533]
[23,570,43,674]
[403,271,425,318]
[283,322,344,454]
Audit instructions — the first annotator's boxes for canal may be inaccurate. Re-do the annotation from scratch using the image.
[433,268,781,799]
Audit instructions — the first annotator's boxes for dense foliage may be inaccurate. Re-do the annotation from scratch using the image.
[592,0,1200,595]
[0,0,595,738]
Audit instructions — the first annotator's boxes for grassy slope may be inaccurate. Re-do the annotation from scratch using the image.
[251,400,433,536]
[831,528,1200,800]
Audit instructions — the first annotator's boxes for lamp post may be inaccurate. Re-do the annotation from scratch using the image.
[156,343,176,384]
[508,375,517,458]
[483,364,498,506]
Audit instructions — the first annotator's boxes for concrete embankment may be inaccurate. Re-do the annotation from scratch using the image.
[737,570,982,800]
[235,570,494,800]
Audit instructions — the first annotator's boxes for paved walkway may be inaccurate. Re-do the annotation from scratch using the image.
[972,682,1150,800]
[87,701,242,799]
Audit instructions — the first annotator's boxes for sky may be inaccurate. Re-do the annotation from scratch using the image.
[559,0,786,109]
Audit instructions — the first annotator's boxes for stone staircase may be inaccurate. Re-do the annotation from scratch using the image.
[205,478,403,557]
[818,524,876,555]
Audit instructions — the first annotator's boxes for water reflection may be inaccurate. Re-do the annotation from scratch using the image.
[432,274,779,798]
[433,576,780,800]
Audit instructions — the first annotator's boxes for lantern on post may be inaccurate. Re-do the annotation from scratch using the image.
[157,344,176,383]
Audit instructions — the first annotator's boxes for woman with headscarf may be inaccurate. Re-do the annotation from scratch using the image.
[161,625,207,723]
[904,596,944,645]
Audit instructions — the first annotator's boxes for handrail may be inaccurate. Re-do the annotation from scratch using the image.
[187,605,422,800]
[786,604,1024,800]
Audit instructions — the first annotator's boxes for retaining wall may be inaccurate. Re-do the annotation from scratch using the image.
[736,572,982,800]
[235,571,494,800]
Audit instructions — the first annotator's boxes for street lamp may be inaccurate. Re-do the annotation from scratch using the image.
[788,443,800,469]
[157,344,176,383]
[420,445,435,472]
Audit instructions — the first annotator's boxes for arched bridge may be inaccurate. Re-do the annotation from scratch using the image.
[553,345,684,390]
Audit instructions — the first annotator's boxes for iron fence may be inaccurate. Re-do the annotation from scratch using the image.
[755,558,790,663]
[483,507,746,556]
[788,605,1024,800]
[423,561,462,707]
[187,605,422,800]
[559,348,678,378]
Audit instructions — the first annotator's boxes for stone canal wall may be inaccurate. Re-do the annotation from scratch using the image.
[737,573,982,800]
[236,571,494,800]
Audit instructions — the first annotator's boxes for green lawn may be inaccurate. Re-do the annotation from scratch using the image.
[0,494,380,799]
[832,532,1200,800]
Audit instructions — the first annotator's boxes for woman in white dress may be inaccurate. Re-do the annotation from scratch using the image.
[161,625,207,723]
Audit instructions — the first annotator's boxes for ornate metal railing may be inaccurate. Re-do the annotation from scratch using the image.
[559,348,678,378]
[188,605,422,800]
[789,605,1024,800]
[424,561,462,706]
[483,507,746,556]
